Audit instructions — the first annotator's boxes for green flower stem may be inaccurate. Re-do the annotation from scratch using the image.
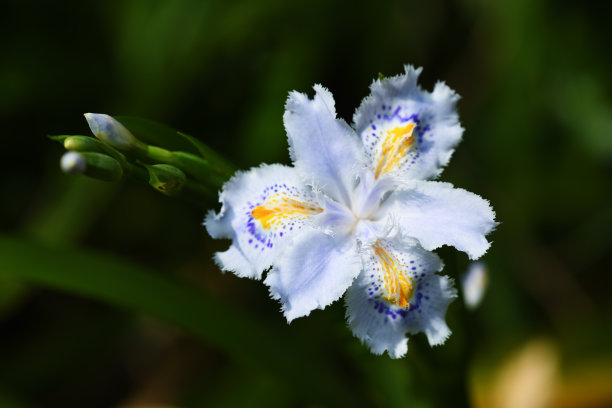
[124,160,215,202]
[121,160,150,182]
[136,143,227,188]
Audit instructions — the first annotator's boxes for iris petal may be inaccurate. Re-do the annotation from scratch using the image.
[265,229,361,322]
[353,65,463,181]
[285,85,366,205]
[345,237,456,358]
[380,180,497,259]
[205,164,321,279]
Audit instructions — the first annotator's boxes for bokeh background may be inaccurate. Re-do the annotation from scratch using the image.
[1,0,611,407]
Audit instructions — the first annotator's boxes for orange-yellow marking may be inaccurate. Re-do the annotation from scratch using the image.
[374,122,416,179]
[373,241,414,307]
[251,195,322,229]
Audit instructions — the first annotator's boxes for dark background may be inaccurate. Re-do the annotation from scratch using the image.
[1,0,611,407]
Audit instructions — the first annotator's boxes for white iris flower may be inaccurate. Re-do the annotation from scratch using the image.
[206,66,496,358]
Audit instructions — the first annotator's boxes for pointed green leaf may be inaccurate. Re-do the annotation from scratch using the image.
[0,235,356,403]
[48,134,86,143]
[114,116,201,155]
[0,235,279,367]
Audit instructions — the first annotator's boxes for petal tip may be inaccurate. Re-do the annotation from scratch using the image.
[204,208,231,239]
[214,246,262,280]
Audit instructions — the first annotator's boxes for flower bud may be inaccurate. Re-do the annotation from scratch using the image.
[80,152,123,182]
[461,262,488,310]
[60,151,87,175]
[84,113,140,151]
[61,151,123,182]
[145,164,186,196]
[63,135,126,162]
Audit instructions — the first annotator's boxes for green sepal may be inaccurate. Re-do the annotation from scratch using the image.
[79,152,123,182]
[143,163,186,196]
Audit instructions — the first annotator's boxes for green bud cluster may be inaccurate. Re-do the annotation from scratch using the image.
[51,113,234,203]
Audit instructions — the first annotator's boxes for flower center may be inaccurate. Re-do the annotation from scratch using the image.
[348,171,393,222]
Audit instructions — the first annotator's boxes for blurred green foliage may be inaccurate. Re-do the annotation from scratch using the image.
[1,0,611,407]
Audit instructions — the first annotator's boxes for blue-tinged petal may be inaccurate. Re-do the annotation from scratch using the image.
[311,196,356,237]
[349,170,395,221]
[380,180,497,259]
[205,164,323,279]
[345,237,456,358]
[401,274,457,346]
[265,229,361,322]
[353,65,463,180]
[284,85,366,206]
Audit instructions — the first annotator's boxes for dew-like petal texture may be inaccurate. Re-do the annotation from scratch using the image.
[346,237,456,358]
[265,229,361,322]
[205,164,322,279]
[353,65,463,181]
[381,180,496,259]
[284,85,365,205]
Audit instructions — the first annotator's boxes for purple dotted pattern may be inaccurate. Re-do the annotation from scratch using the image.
[363,104,434,174]
[240,183,312,253]
[365,243,433,324]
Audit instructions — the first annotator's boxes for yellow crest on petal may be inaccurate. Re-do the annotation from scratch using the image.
[372,241,415,307]
[374,122,416,179]
[251,195,322,229]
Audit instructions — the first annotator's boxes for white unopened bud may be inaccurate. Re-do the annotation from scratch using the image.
[461,262,488,310]
[60,151,87,175]
[84,113,139,150]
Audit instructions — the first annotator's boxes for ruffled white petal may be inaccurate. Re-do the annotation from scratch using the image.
[401,274,457,346]
[284,85,366,205]
[265,229,361,322]
[345,237,456,358]
[381,180,497,259]
[353,65,462,181]
[205,164,322,279]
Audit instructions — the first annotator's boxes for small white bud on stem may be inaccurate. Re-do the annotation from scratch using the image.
[60,151,87,175]
[461,262,488,310]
